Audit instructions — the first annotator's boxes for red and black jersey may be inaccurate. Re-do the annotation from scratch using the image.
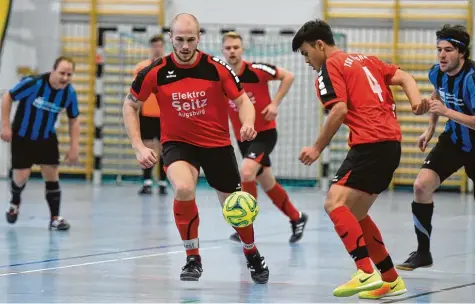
[130,51,244,148]
[228,61,279,141]
[316,51,402,147]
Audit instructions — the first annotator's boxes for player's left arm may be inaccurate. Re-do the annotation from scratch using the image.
[431,74,475,130]
[387,69,427,115]
[66,88,80,161]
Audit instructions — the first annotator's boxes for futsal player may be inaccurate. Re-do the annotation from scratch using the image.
[134,34,168,195]
[221,31,308,243]
[123,13,269,284]
[292,19,429,298]
[396,24,474,271]
[1,56,80,230]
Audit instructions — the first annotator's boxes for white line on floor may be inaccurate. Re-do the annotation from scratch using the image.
[0,246,221,277]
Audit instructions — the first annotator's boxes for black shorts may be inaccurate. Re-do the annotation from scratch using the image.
[237,128,277,175]
[140,114,161,140]
[422,134,474,182]
[11,133,60,169]
[332,141,401,194]
[162,141,241,193]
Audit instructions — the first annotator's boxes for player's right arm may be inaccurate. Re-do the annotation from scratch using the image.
[1,77,36,142]
[300,60,348,166]
[123,66,158,168]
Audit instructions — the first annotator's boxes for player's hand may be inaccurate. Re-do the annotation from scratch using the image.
[299,146,320,166]
[429,99,448,117]
[261,103,278,121]
[64,146,79,165]
[411,98,430,115]
[1,125,12,142]
[240,124,257,141]
[417,127,435,152]
[135,146,158,168]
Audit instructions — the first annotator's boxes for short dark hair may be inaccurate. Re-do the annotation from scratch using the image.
[436,24,471,59]
[292,19,335,52]
[53,56,75,70]
[150,34,164,44]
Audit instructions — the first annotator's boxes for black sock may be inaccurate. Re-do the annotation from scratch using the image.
[45,181,61,219]
[11,180,26,205]
[412,201,434,253]
[143,167,153,181]
[159,157,167,182]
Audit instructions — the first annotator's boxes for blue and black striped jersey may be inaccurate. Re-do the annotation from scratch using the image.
[428,59,475,152]
[8,73,79,140]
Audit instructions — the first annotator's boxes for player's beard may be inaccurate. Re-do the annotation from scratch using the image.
[442,58,461,74]
[173,47,196,63]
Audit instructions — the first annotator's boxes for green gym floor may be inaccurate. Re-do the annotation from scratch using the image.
[0,181,473,303]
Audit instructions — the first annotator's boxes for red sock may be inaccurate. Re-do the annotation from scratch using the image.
[173,199,200,256]
[360,216,398,282]
[329,206,373,274]
[242,181,258,200]
[233,225,257,255]
[266,183,300,221]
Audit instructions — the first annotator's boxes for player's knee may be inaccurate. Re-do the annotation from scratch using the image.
[240,165,258,182]
[13,169,31,187]
[174,182,195,200]
[324,195,345,215]
[413,174,437,198]
[256,170,275,191]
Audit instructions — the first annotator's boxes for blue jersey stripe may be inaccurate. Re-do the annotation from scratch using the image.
[31,84,51,140]
[18,81,43,137]
[43,89,64,138]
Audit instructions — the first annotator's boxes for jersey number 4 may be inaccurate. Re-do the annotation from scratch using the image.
[362,67,383,102]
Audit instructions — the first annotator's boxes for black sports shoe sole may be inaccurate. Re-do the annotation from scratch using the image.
[229,232,241,243]
[180,274,201,281]
[251,270,269,284]
[396,263,433,271]
[5,212,18,224]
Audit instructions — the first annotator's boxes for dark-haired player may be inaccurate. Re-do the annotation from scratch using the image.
[221,31,308,243]
[1,56,80,230]
[292,19,429,298]
[397,24,474,271]
[123,13,269,284]
[134,34,168,195]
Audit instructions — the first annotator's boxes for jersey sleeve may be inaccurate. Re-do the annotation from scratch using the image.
[316,59,347,109]
[379,60,399,85]
[465,73,475,114]
[251,62,279,81]
[130,64,159,103]
[212,57,244,100]
[9,76,37,101]
[428,64,440,90]
[66,87,80,119]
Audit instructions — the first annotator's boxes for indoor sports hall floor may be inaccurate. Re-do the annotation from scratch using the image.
[0,180,473,303]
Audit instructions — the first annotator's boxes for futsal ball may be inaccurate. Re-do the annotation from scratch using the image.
[222,191,259,228]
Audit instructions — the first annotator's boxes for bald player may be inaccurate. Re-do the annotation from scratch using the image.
[123,13,270,284]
